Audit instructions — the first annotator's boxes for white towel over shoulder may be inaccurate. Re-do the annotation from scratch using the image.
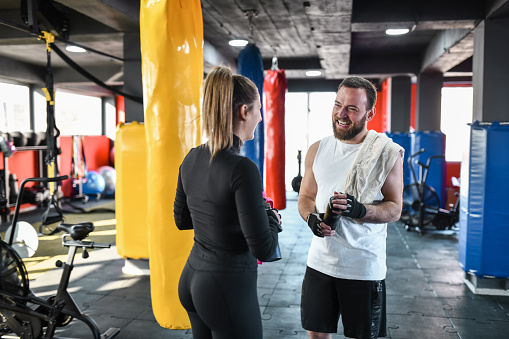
[344,130,404,206]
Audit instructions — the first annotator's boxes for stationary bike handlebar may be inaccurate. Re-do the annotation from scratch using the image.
[407,149,445,185]
[8,175,69,246]
[407,148,426,164]
[408,149,445,168]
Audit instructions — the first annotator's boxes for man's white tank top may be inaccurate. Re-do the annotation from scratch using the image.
[307,135,387,280]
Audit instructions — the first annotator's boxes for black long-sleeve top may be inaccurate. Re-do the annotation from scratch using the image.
[174,135,279,269]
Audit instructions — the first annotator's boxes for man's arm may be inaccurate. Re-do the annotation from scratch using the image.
[298,141,335,237]
[363,152,403,223]
[298,141,319,220]
[330,152,403,223]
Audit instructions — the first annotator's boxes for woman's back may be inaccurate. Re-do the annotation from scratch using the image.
[176,137,276,264]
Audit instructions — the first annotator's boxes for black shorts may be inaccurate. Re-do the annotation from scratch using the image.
[301,266,386,339]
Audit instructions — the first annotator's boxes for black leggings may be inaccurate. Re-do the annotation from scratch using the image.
[178,260,262,339]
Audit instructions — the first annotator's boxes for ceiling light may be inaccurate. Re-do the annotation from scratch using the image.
[306,70,322,77]
[229,39,248,47]
[66,45,86,53]
[385,28,410,36]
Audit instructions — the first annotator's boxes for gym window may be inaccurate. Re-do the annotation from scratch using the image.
[284,92,336,192]
[54,91,102,136]
[0,82,30,132]
[441,86,473,162]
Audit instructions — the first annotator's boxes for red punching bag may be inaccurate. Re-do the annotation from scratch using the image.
[264,68,287,210]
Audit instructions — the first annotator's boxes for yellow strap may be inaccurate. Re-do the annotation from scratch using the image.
[41,88,54,105]
[38,31,55,52]
[47,162,55,192]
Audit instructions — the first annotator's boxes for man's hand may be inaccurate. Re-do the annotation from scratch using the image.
[306,213,336,237]
[343,193,366,219]
[331,192,367,219]
[306,213,324,237]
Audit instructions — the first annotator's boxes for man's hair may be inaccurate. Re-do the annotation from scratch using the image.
[338,76,377,111]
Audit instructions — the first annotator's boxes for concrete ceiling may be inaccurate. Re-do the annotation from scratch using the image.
[0,0,507,96]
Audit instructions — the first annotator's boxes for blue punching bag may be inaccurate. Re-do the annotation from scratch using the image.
[238,43,264,177]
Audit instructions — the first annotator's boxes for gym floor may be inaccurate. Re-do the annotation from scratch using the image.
[2,192,509,338]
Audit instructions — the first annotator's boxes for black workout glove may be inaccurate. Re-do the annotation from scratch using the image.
[342,193,367,219]
[306,213,324,237]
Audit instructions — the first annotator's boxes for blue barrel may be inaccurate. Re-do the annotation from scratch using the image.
[459,121,509,278]
[237,43,264,177]
[386,132,412,187]
[410,131,446,208]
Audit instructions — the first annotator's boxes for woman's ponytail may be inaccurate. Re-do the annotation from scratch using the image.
[202,67,234,159]
[202,66,259,159]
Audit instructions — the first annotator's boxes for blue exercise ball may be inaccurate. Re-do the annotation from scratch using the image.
[98,166,116,197]
[82,170,106,196]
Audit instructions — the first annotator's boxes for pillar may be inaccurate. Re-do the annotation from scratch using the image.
[390,76,411,132]
[416,72,443,131]
[473,18,509,122]
[124,32,144,122]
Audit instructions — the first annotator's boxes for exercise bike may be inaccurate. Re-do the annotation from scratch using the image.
[0,175,120,339]
[400,149,460,235]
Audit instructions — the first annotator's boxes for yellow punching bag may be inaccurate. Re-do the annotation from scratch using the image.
[140,0,202,329]
[115,121,149,259]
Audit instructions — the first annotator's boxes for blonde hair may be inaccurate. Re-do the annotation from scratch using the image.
[202,66,259,159]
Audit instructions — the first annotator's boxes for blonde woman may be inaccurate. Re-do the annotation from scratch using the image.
[174,66,281,338]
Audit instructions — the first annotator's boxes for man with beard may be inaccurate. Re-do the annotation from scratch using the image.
[298,76,404,339]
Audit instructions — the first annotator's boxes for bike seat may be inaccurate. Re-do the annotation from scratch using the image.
[57,222,95,241]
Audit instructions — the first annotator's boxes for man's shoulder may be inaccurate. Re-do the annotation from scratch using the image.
[367,129,397,143]
[310,135,336,154]
[310,139,321,150]
[367,130,388,140]
[367,130,403,152]
[315,135,336,150]
[320,135,335,143]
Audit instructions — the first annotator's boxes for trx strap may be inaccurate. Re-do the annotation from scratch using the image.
[41,193,64,227]
[39,32,61,178]
[39,31,64,234]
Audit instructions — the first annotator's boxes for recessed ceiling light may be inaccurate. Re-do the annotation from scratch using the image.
[66,45,86,53]
[306,70,322,77]
[385,28,410,36]
[229,39,248,47]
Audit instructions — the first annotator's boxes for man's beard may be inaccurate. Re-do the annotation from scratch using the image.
[332,114,367,141]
